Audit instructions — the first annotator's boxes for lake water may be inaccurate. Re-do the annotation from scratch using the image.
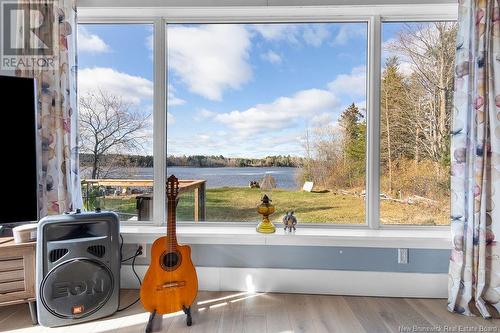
[95,167,300,189]
[168,167,299,189]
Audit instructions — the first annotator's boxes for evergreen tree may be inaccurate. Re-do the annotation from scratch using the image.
[339,103,366,187]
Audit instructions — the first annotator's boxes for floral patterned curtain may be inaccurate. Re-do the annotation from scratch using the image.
[14,0,82,216]
[448,0,500,318]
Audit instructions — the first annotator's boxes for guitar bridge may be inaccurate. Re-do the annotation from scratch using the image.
[156,281,186,290]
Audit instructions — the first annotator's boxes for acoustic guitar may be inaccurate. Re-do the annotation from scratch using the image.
[140,175,198,327]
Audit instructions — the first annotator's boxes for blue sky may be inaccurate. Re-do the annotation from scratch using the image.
[77,22,405,158]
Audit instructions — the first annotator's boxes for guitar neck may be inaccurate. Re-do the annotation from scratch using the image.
[167,199,178,247]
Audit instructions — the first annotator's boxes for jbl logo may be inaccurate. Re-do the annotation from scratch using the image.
[52,280,105,299]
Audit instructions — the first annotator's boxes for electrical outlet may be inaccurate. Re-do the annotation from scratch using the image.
[398,248,408,264]
[139,243,147,258]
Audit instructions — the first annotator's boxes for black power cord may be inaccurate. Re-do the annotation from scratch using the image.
[117,234,144,312]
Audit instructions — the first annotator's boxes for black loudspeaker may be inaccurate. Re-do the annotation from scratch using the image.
[36,211,120,327]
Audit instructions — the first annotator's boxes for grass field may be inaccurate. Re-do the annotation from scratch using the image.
[89,187,449,225]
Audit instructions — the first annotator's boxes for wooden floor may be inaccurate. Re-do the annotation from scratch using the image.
[1,290,499,333]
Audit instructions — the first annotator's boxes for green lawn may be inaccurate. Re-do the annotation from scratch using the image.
[88,187,449,225]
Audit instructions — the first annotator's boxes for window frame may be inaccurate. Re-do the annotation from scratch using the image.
[78,3,457,230]
[76,20,159,225]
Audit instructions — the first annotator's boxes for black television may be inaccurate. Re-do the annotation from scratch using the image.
[0,76,38,236]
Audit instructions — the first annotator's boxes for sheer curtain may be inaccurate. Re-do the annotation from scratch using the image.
[14,0,82,216]
[448,0,500,318]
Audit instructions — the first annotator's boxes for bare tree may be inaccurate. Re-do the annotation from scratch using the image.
[302,128,313,181]
[313,124,345,188]
[381,57,413,194]
[387,22,456,163]
[79,90,150,179]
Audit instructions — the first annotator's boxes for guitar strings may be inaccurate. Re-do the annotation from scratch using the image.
[166,176,179,310]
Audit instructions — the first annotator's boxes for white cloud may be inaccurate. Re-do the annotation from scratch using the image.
[382,38,415,77]
[168,131,231,155]
[251,24,300,43]
[194,108,216,122]
[167,84,185,106]
[214,88,338,135]
[199,109,215,118]
[252,24,330,47]
[78,67,153,105]
[303,25,331,47]
[333,25,366,45]
[260,133,302,148]
[397,62,415,76]
[146,33,154,60]
[146,33,154,51]
[78,27,110,54]
[169,129,304,158]
[260,50,282,64]
[328,66,366,98]
[382,37,396,53]
[310,112,334,127]
[354,100,366,113]
[168,25,252,101]
[167,112,175,125]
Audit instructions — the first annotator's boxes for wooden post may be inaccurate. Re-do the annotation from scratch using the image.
[194,188,199,223]
[85,182,89,209]
[199,182,206,221]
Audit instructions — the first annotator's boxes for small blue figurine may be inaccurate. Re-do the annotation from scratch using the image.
[283,211,297,232]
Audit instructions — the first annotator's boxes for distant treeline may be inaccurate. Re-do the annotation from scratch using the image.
[80,154,154,168]
[80,154,303,168]
[167,155,303,167]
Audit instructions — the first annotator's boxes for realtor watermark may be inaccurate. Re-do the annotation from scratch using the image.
[399,325,499,332]
[1,1,56,70]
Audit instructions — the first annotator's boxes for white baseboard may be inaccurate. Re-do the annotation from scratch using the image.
[121,265,447,298]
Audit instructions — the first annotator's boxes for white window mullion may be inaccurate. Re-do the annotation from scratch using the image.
[153,18,166,226]
[366,16,381,229]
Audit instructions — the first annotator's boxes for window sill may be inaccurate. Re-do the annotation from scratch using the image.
[120,225,451,249]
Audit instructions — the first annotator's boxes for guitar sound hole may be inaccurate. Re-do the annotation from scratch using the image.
[161,251,181,270]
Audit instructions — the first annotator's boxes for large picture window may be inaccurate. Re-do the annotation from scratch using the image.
[166,22,368,224]
[76,5,457,228]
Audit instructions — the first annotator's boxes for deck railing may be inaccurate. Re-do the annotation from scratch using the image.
[81,179,206,222]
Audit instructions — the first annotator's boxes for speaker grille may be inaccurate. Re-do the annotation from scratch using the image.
[49,249,68,262]
[41,259,114,319]
[87,245,106,258]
